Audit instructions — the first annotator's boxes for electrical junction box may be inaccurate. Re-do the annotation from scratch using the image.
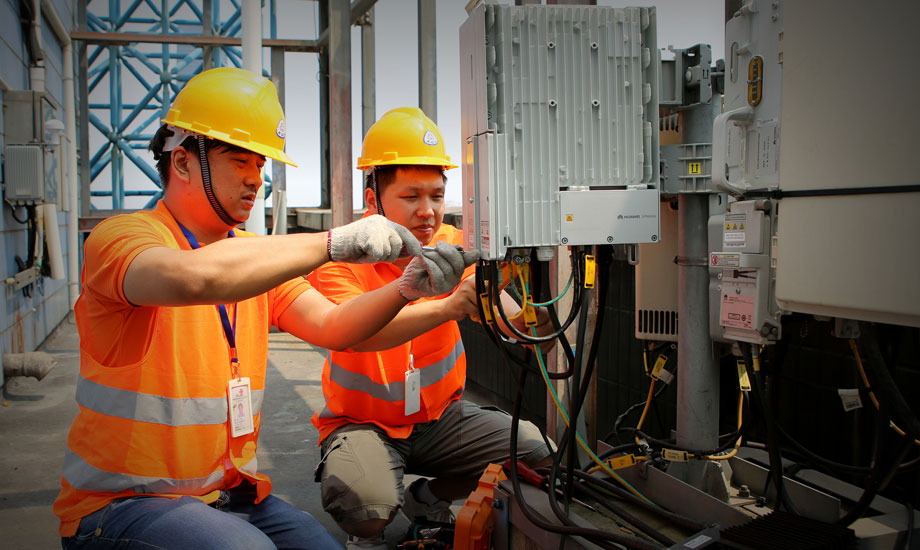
[772,0,920,328]
[708,199,782,345]
[3,145,45,204]
[635,201,678,341]
[460,4,660,260]
[712,0,783,197]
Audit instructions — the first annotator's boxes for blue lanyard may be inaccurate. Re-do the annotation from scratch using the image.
[175,221,241,379]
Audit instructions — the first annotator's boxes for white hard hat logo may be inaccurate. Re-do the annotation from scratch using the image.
[276,119,286,139]
[422,130,438,146]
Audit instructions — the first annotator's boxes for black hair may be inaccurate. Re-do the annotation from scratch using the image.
[148,124,256,188]
[364,165,447,194]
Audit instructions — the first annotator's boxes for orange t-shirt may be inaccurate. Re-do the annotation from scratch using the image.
[54,201,311,536]
[307,219,474,442]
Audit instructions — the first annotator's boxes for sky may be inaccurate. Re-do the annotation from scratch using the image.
[272,0,725,209]
[95,0,724,210]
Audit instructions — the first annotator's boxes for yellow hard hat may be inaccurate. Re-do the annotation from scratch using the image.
[164,67,296,166]
[357,107,457,171]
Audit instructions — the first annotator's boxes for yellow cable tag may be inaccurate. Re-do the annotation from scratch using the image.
[650,354,668,380]
[662,449,689,462]
[736,359,752,391]
[605,454,637,470]
[584,255,596,289]
[479,293,494,325]
[523,302,538,327]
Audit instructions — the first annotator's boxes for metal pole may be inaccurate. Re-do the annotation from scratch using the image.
[675,194,719,473]
[242,0,266,234]
[328,0,352,227]
[270,46,287,235]
[361,8,376,137]
[202,0,212,71]
[318,1,330,209]
[78,0,91,218]
[417,0,436,121]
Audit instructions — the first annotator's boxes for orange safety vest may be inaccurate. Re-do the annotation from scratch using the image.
[54,203,309,536]
[308,222,470,442]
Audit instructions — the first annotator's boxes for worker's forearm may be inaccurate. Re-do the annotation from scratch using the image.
[183,232,329,303]
[317,280,411,351]
[349,300,452,352]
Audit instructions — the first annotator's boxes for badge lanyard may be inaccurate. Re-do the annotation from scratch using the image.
[176,221,254,437]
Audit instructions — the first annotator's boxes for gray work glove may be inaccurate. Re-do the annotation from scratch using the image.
[398,241,480,301]
[328,215,422,263]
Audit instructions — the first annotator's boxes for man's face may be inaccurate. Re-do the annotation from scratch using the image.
[373,166,445,245]
[204,144,266,223]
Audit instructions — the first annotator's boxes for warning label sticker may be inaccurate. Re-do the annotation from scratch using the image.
[724,231,746,247]
[721,292,755,329]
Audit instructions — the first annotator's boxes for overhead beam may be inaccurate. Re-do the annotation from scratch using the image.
[70,31,321,52]
[316,0,378,47]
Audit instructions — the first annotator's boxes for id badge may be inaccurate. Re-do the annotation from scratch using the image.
[404,368,421,416]
[228,377,254,438]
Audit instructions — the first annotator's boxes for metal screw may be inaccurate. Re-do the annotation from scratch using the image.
[548,42,555,49]
[468,197,474,203]
[561,237,569,244]
[607,236,613,243]
[591,42,598,50]
[735,288,742,294]
[651,235,657,242]
[717,273,722,280]
[592,100,600,107]
[492,500,503,510]
[548,100,557,107]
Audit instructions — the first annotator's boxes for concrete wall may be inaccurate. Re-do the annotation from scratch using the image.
[1,0,75,383]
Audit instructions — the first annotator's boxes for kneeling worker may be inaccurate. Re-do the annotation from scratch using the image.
[309,107,554,549]
[54,69,474,549]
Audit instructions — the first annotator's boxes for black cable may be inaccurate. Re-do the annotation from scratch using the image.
[490,251,584,344]
[564,471,676,546]
[607,368,675,446]
[837,435,914,526]
[536,259,577,379]
[742,184,920,200]
[858,323,920,441]
[555,466,708,533]
[7,202,30,224]
[742,343,798,515]
[507,347,655,549]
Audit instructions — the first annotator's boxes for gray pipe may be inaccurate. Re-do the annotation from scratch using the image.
[3,352,57,381]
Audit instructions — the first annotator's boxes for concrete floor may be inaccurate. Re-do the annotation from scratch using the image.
[0,315,416,549]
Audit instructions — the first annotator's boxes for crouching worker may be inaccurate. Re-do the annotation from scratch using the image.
[308,108,554,549]
[53,69,475,550]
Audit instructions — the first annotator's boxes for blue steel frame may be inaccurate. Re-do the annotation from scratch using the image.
[85,0,276,210]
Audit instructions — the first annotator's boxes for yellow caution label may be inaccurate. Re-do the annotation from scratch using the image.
[479,293,493,325]
[736,359,751,391]
[565,214,574,222]
[725,222,731,230]
[651,354,668,380]
[522,302,538,327]
[585,255,596,289]
[662,449,690,462]
[606,454,638,470]
[740,223,745,230]
[688,162,701,175]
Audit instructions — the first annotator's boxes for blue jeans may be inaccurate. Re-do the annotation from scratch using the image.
[62,483,341,550]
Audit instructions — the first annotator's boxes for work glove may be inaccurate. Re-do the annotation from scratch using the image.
[398,241,480,301]
[327,215,422,263]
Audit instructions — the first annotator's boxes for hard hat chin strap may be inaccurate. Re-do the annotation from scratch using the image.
[371,168,385,218]
[197,135,245,226]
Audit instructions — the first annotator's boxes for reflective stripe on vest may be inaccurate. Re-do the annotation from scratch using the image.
[318,338,464,419]
[75,375,264,426]
[62,448,235,494]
